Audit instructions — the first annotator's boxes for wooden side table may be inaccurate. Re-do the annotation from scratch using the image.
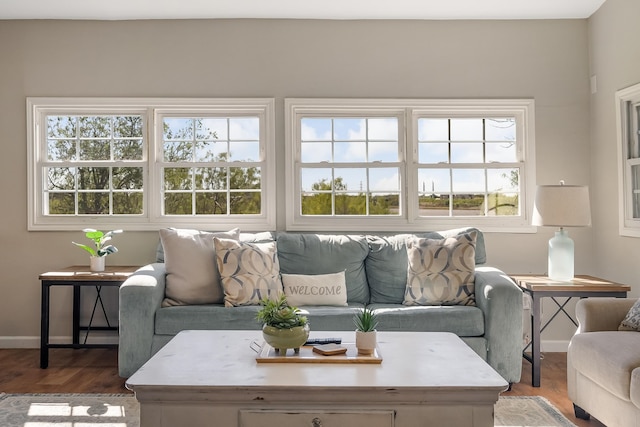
[511,275,630,387]
[39,265,139,368]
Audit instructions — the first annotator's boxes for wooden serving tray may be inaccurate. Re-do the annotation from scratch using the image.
[256,342,382,364]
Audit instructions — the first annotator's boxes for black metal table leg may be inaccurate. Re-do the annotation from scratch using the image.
[40,281,50,369]
[84,285,112,344]
[72,285,82,346]
[530,293,542,387]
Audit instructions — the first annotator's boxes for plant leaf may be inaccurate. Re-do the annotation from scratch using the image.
[72,242,97,257]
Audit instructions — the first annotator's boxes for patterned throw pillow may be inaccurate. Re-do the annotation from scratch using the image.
[281,271,348,307]
[619,299,640,331]
[213,238,284,307]
[160,228,240,307]
[403,231,477,306]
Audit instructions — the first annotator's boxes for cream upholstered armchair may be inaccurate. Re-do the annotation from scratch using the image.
[567,298,640,426]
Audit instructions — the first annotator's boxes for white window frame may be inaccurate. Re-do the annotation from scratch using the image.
[285,98,536,232]
[27,97,276,231]
[616,82,640,237]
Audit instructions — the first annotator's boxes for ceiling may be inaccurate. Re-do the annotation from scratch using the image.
[0,0,607,21]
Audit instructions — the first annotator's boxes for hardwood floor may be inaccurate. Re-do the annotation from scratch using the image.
[0,348,605,426]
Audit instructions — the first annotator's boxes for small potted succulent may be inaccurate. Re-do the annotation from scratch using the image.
[354,306,378,355]
[72,228,123,272]
[256,294,309,355]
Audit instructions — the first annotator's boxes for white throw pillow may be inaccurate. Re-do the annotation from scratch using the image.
[160,228,240,307]
[403,231,477,306]
[281,271,348,307]
[214,238,283,307]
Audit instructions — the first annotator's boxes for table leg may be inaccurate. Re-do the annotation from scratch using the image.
[84,285,110,344]
[96,286,111,328]
[40,282,50,369]
[73,285,81,346]
[531,295,542,387]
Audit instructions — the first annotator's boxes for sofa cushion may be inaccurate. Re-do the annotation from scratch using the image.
[160,227,240,307]
[632,368,640,409]
[296,304,366,330]
[368,303,484,336]
[276,233,370,304]
[403,231,476,306]
[570,331,640,401]
[154,303,365,335]
[366,228,485,304]
[619,299,640,331]
[214,238,283,307]
[282,271,348,307]
[155,305,262,334]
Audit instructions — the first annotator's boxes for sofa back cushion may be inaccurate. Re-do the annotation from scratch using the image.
[366,227,485,304]
[156,231,275,262]
[276,233,370,304]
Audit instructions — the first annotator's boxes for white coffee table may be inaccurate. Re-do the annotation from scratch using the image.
[126,330,507,427]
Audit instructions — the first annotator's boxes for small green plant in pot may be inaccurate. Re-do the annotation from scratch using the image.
[72,228,123,272]
[354,306,378,355]
[257,294,309,355]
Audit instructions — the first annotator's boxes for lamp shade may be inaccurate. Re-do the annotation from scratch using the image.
[532,184,591,227]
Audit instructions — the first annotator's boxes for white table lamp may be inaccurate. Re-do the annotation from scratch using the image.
[532,181,591,281]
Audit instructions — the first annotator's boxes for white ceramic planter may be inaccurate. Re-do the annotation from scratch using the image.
[355,330,377,355]
[90,256,106,272]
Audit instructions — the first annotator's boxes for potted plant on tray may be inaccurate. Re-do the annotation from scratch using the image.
[72,228,123,272]
[354,306,378,355]
[256,294,309,355]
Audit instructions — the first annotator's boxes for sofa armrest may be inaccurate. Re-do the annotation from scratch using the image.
[474,266,523,383]
[575,298,637,333]
[118,263,166,377]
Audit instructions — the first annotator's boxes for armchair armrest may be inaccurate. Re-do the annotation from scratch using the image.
[474,266,523,383]
[575,298,637,333]
[118,263,166,377]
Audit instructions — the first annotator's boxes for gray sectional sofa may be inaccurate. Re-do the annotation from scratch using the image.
[118,227,523,384]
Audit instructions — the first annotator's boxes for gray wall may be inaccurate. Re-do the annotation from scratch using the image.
[0,18,595,346]
[588,0,640,288]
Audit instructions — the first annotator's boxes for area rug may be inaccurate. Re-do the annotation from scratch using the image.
[495,396,577,427]
[0,393,576,427]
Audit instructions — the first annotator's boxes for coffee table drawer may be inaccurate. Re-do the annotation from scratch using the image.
[240,409,395,426]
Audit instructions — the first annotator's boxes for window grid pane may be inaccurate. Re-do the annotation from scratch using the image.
[44,114,145,216]
[161,116,263,216]
[417,117,520,218]
[300,116,401,217]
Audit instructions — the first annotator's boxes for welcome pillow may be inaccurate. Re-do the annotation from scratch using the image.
[281,271,348,307]
[161,228,240,307]
[403,231,477,306]
[214,238,283,307]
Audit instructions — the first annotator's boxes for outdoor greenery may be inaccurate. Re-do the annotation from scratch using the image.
[46,115,520,218]
[46,115,261,216]
[301,177,398,216]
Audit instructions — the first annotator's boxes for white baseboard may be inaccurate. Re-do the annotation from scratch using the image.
[539,339,570,353]
[0,333,119,348]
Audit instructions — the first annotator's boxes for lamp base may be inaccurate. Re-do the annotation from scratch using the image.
[548,228,574,281]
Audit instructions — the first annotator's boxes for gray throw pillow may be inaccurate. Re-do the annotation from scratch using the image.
[161,228,240,307]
